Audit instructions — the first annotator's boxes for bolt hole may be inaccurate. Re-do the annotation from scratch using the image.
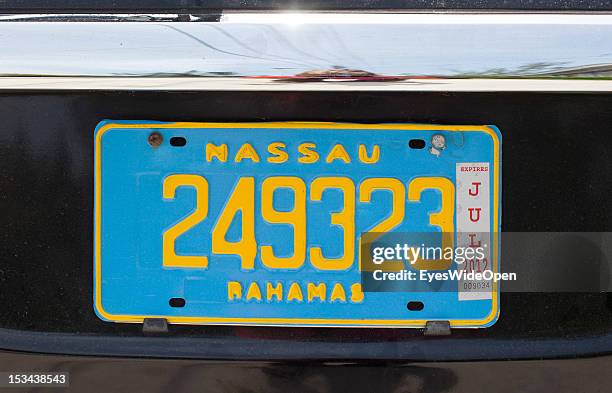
[408,139,426,149]
[169,297,186,308]
[170,136,187,147]
[407,301,424,311]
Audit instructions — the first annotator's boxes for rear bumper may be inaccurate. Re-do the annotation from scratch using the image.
[1,350,611,393]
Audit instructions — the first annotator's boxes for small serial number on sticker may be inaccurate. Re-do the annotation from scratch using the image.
[463,282,491,290]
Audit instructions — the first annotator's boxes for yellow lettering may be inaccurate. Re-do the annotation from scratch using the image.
[330,283,347,302]
[266,282,283,302]
[162,174,209,268]
[359,178,405,272]
[287,282,304,302]
[310,177,355,271]
[261,177,307,269]
[326,144,351,163]
[358,144,380,164]
[228,281,242,301]
[206,143,228,162]
[235,143,260,163]
[408,177,455,270]
[298,143,319,164]
[267,142,288,163]
[307,283,327,302]
[211,177,256,270]
[350,283,364,303]
[246,282,262,301]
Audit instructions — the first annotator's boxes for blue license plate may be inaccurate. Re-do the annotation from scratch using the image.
[95,121,501,328]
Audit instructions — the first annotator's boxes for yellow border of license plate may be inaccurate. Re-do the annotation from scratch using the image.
[94,122,500,327]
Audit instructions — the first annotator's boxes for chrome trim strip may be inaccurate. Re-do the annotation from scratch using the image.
[1,77,611,91]
[222,13,612,24]
[0,14,610,91]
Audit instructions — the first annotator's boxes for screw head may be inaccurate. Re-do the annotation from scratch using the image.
[148,132,163,148]
[431,134,446,150]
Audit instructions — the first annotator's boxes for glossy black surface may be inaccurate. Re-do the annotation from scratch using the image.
[1,350,611,393]
[0,91,611,360]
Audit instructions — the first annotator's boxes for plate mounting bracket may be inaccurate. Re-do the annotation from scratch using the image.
[142,318,169,335]
[424,321,451,336]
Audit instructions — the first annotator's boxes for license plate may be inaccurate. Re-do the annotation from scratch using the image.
[95,121,501,328]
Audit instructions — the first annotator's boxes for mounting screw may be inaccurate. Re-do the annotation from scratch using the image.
[429,134,447,157]
[431,134,446,150]
[148,132,163,148]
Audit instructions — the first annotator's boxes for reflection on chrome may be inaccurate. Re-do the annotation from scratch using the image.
[0,13,610,91]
